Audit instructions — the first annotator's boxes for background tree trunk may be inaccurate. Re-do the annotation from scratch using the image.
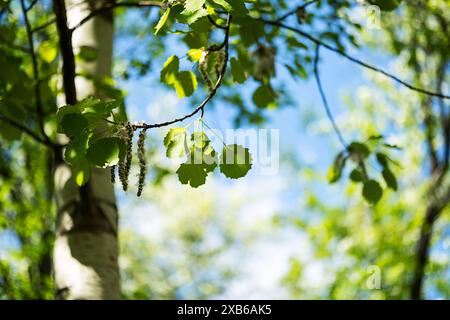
[53,0,120,300]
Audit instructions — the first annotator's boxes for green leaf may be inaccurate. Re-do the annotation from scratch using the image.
[327,151,347,183]
[176,141,218,187]
[349,168,364,182]
[195,144,218,173]
[383,143,401,150]
[348,142,370,159]
[368,0,401,11]
[187,48,204,62]
[230,57,247,83]
[38,41,57,63]
[56,105,82,133]
[287,37,308,50]
[160,55,180,85]
[164,127,187,158]
[72,158,91,186]
[78,45,98,62]
[86,137,126,168]
[376,152,389,168]
[219,144,252,179]
[64,130,92,164]
[228,0,248,16]
[182,7,208,24]
[362,179,383,204]
[211,0,232,11]
[154,8,171,34]
[285,63,307,79]
[252,84,276,108]
[183,0,206,14]
[61,113,88,138]
[176,163,207,188]
[382,168,398,191]
[83,100,121,118]
[173,71,198,98]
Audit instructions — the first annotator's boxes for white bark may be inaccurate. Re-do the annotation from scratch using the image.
[53,0,120,300]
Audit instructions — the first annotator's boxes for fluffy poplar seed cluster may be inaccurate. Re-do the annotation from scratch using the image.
[118,123,133,191]
[136,129,147,197]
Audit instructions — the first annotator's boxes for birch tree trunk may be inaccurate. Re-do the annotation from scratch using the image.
[53,0,120,300]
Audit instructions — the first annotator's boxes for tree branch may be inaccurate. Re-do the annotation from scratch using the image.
[313,44,347,149]
[132,14,232,130]
[410,184,450,299]
[0,115,53,146]
[32,18,56,33]
[258,18,450,101]
[20,0,52,145]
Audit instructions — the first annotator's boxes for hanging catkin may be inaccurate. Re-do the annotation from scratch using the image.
[119,123,133,191]
[136,129,147,197]
[110,165,116,183]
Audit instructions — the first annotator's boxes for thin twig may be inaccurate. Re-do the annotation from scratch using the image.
[313,44,347,149]
[411,184,450,299]
[32,18,56,32]
[259,18,450,100]
[0,115,53,146]
[26,0,39,11]
[207,14,226,29]
[276,0,319,22]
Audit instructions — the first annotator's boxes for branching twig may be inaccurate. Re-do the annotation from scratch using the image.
[26,0,39,11]
[207,14,226,29]
[132,14,232,130]
[20,0,52,145]
[411,184,450,299]
[313,44,347,149]
[259,18,450,101]
[0,115,53,146]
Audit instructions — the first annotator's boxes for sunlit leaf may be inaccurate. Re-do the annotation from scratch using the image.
[382,168,398,191]
[72,158,91,186]
[154,7,171,34]
[160,55,179,85]
[219,144,252,179]
[328,151,347,183]
[173,71,198,98]
[164,127,187,158]
[38,41,57,63]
